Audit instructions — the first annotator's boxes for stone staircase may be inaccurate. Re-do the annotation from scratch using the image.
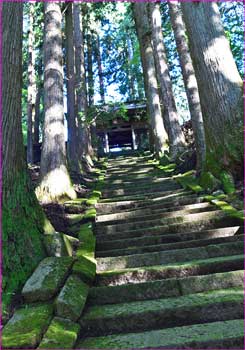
[76,154,244,349]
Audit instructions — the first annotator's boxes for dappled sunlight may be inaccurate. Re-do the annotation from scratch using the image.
[36,165,77,203]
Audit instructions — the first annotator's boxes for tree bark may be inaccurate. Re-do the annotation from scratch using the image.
[65,3,80,173]
[27,3,36,164]
[126,35,137,101]
[87,31,95,107]
[2,1,46,314]
[149,2,186,160]
[133,2,168,156]
[181,1,243,175]
[37,2,76,203]
[74,3,94,169]
[95,34,105,104]
[169,1,206,172]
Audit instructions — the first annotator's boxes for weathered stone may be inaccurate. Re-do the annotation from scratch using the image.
[73,256,96,284]
[56,275,89,321]
[2,304,53,349]
[22,257,73,302]
[77,319,244,349]
[38,317,80,349]
[77,223,96,261]
[44,232,73,257]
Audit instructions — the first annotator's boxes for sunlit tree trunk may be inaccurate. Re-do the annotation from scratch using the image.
[27,2,36,164]
[169,1,206,172]
[74,3,94,169]
[126,35,137,100]
[149,2,186,160]
[65,3,80,173]
[2,1,46,314]
[95,34,105,104]
[133,2,168,157]
[37,2,76,203]
[181,1,243,175]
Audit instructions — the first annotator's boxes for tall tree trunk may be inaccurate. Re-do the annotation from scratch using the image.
[74,3,94,169]
[87,31,94,107]
[34,59,43,145]
[126,35,137,101]
[27,3,36,164]
[149,2,186,160]
[169,1,206,172]
[37,2,76,203]
[2,1,46,316]
[181,1,243,176]
[133,2,168,157]
[95,34,105,104]
[65,3,80,173]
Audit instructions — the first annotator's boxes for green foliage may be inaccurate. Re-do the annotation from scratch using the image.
[220,171,236,194]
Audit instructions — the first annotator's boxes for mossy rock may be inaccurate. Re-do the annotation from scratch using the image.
[76,223,96,262]
[220,171,236,194]
[199,171,221,192]
[84,208,97,221]
[66,213,85,226]
[43,232,73,257]
[55,275,89,321]
[22,257,73,302]
[2,304,53,349]
[73,256,96,284]
[38,317,80,349]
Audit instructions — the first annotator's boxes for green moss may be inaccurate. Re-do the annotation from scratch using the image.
[220,171,236,194]
[2,171,47,321]
[22,257,74,303]
[38,317,80,349]
[174,171,203,193]
[73,256,96,284]
[56,275,89,321]
[77,224,96,261]
[2,303,53,349]
[199,171,221,192]
[211,199,244,223]
[84,208,97,221]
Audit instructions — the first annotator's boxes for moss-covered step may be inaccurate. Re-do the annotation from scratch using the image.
[55,275,89,322]
[102,182,180,199]
[96,192,201,215]
[95,214,239,242]
[96,201,212,224]
[95,207,220,235]
[96,232,244,258]
[77,223,96,261]
[80,287,244,336]
[2,304,53,349]
[96,226,241,252]
[97,254,244,286]
[38,317,80,349]
[76,319,244,349]
[89,270,244,306]
[97,240,243,272]
[44,232,73,257]
[22,257,73,302]
[73,256,96,284]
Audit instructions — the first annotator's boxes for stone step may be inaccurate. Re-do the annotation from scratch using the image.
[105,167,155,176]
[96,226,241,252]
[103,175,172,188]
[96,254,244,287]
[96,201,212,224]
[79,287,243,336]
[106,163,154,172]
[76,319,244,349]
[96,232,244,258]
[94,208,227,236]
[97,240,243,272]
[96,193,202,214]
[89,270,244,305]
[95,207,218,234]
[100,188,189,204]
[102,182,180,198]
[95,214,238,242]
